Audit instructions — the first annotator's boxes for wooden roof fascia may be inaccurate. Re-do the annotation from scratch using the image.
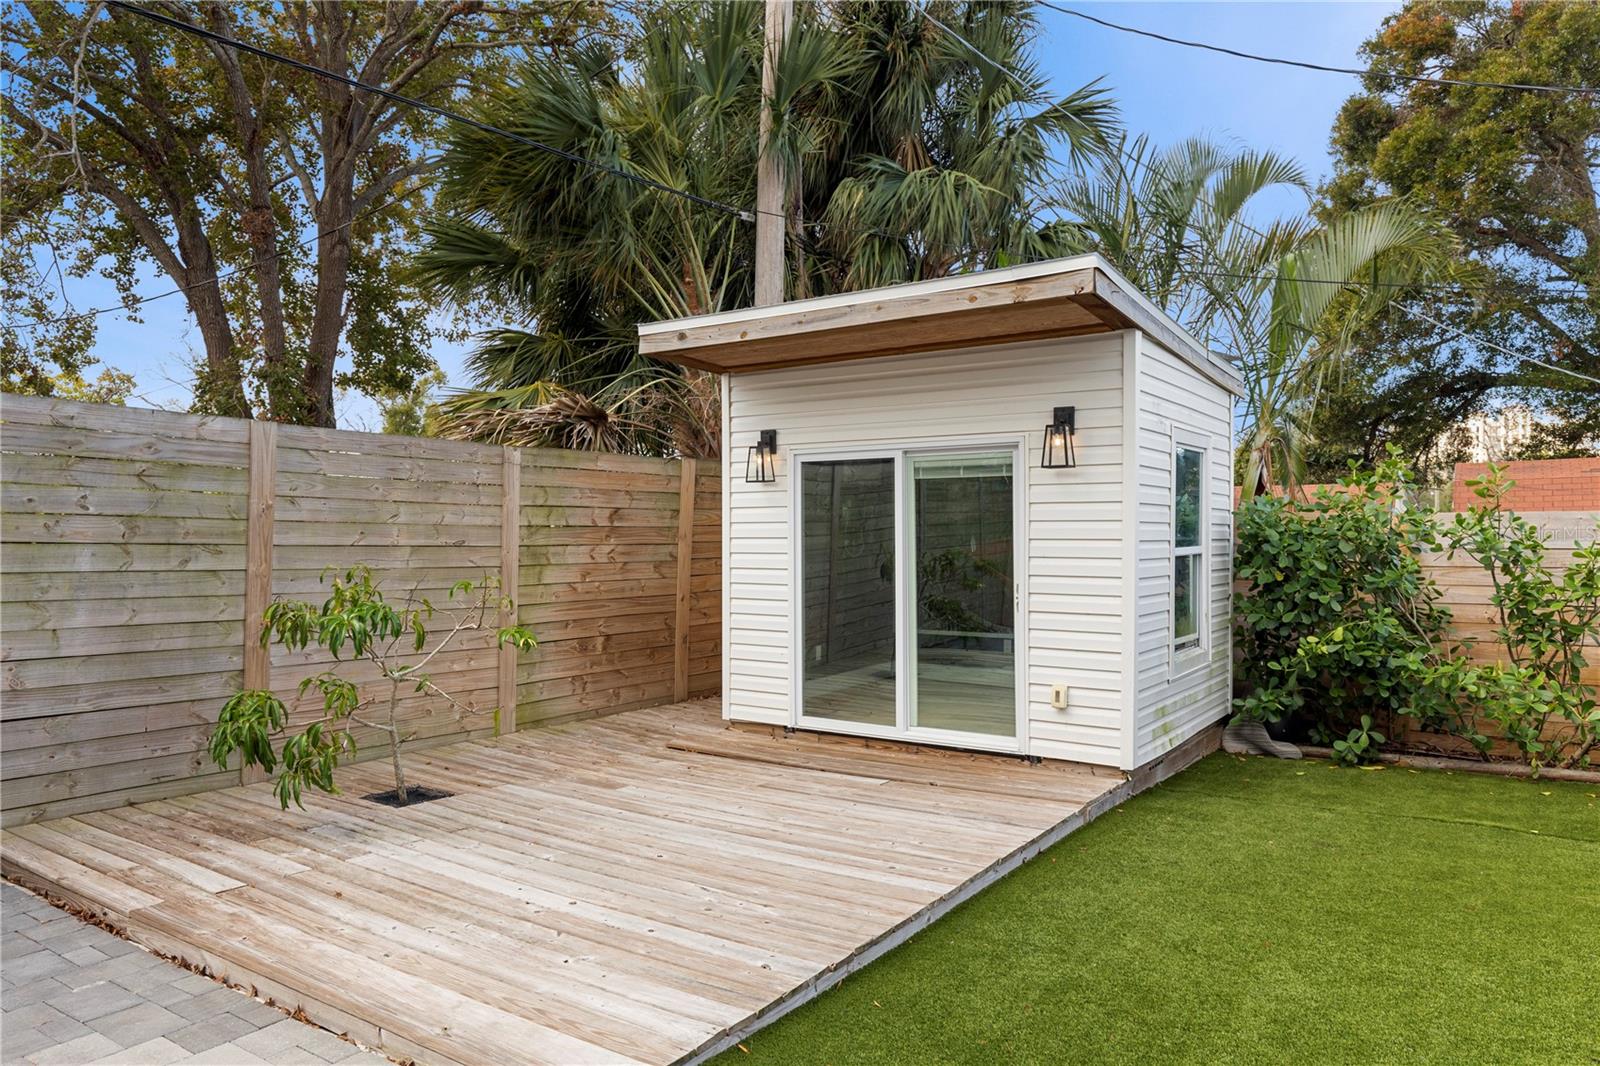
[636,254,1246,397]
[1088,267,1245,397]
[639,267,1098,362]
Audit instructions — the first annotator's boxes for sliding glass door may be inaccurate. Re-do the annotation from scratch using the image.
[799,457,897,728]
[908,453,1016,737]
[797,445,1019,749]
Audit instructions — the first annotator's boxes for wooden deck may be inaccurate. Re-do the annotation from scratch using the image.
[1,699,1146,1065]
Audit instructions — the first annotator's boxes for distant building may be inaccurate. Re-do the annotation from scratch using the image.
[1437,406,1536,464]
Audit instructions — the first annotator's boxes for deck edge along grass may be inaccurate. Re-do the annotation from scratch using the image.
[676,722,1224,1066]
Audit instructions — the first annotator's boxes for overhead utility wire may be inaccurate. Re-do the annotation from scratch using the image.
[104,0,908,245]
[103,1,758,222]
[927,9,1600,385]
[16,0,1589,338]
[1397,305,1600,386]
[13,0,770,335]
[1038,2,1600,96]
[924,6,1591,303]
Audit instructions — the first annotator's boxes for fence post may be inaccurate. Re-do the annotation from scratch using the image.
[242,420,277,786]
[673,457,698,703]
[498,447,522,734]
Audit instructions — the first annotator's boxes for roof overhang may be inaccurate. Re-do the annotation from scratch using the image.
[637,253,1245,397]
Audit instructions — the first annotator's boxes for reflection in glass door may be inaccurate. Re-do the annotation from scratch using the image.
[908,453,1016,737]
[800,458,897,727]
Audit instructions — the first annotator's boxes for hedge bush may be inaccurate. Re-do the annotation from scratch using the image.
[1233,456,1598,770]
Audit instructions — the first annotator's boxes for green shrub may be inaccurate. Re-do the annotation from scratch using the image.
[1332,714,1385,767]
[1233,456,1600,771]
[1232,456,1463,751]
[1431,468,1600,769]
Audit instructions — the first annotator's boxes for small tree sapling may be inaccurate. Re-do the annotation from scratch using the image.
[210,565,536,808]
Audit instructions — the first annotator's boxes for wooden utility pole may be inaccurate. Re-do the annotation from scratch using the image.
[754,0,794,307]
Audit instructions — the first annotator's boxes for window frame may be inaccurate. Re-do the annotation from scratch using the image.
[1170,436,1208,671]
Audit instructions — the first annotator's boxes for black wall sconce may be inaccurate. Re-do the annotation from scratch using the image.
[746,429,777,483]
[1041,406,1076,468]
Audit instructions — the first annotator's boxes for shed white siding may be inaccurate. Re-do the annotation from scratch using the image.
[724,335,1129,765]
[1130,333,1235,765]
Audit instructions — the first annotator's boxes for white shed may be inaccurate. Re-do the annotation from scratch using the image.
[639,253,1245,772]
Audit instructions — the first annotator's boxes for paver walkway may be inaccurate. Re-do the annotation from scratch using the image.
[1,882,386,1066]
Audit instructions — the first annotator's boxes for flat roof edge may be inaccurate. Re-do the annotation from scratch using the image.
[637,253,1246,398]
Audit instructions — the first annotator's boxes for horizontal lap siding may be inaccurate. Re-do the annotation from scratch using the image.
[269,425,506,758]
[1,396,249,823]
[726,336,1128,764]
[1133,337,1234,766]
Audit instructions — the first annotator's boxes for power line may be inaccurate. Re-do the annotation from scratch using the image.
[5,178,437,333]
[102,1,759,223]
[1039,2,1600,97]
[1398,305,1600,386]
[923,6,1592,304]
[920,3,1031,92]
[96,0,1600,296]
[103,0,907,246]
[15,0,1592,342]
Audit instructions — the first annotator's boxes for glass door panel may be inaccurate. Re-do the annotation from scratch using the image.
[909,452,1016,737]
[800,458,897,727]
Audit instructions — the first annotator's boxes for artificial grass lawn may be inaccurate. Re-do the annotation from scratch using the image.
[719,754,1600,1065]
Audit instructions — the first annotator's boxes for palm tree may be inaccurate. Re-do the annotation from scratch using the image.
[802,1,1115,291]
[1050,136,1464,495]
[1219,203,1466,496]
[414,1,1118,455]
[1049,134,1309,336]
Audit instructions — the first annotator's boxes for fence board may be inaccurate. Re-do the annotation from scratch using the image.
[1397,548,1599,759]
[1,396,247,823]
[0,453,248,495]
[1,484,249,520]
[2,621,244,660]
[2,393,725,825]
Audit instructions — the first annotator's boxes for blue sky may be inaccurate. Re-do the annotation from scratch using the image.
[1036,1,1398,216]
[71,1,1399,427]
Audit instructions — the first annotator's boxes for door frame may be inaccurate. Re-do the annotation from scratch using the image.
[789,435,1028,754]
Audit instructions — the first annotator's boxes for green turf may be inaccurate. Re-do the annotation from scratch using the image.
[716,755,1600,1065]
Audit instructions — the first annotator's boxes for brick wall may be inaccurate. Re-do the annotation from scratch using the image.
[1451,457,1600,511]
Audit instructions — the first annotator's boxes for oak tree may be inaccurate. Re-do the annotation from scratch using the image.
[1320,0,1600,458]
[2,1,611,423]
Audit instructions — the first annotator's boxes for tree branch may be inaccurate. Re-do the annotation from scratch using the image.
[274,129,322,214]
[352,156,438,216]
[5,107,189,285]
[1472,223,1578,275]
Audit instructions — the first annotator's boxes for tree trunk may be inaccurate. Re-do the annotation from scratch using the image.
[187,284,249,417]
[172,217,250,417]
[205,5,292,420]
[303,182,352,428]
[301,3,357,429]
[387,676,407,804]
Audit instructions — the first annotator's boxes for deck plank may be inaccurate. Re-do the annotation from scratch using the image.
[0,697,1132,1065]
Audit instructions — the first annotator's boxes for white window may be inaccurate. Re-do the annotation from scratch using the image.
[1173,444,1205,654]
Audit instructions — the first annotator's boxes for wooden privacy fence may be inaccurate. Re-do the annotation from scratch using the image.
[1405,535,1597,758]
[0,394,719,826]
[1422,514,1597,686]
